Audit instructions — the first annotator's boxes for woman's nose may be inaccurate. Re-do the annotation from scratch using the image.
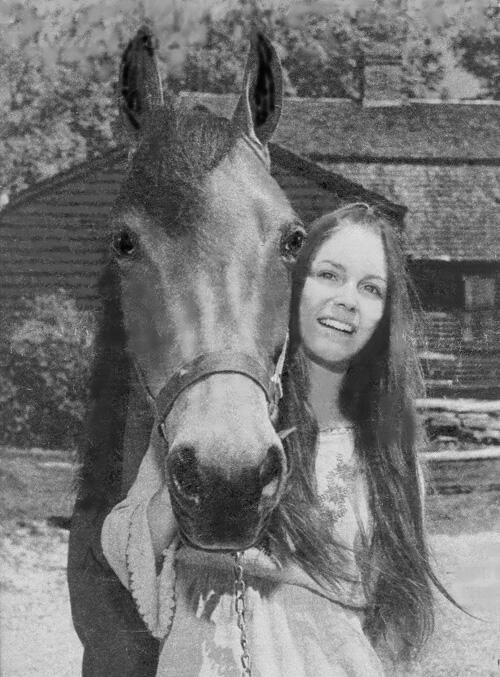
[336,299,356,313]
[335,282,357,312]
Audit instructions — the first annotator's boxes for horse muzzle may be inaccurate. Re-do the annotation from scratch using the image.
[165,442,288,551]
[144,343,290,550]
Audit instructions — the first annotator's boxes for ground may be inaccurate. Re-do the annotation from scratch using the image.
[1,446,500,677]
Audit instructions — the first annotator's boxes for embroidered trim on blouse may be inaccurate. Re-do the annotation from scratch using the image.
[157,537,179,639]
[126,503,178,640]
[319,425,354,435]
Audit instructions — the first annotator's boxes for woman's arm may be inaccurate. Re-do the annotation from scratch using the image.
[101,428,177,584]
[100,430,179,638]
[147,483,177,563]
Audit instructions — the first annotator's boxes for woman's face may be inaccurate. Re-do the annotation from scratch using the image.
[299,222,387,367]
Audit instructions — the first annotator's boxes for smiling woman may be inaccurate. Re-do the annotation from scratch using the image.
[299,220,387,370]
[278,202,459,671]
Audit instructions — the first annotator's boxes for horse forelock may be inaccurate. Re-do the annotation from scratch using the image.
[123,105,237,232]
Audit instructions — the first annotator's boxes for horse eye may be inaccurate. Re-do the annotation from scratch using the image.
[111,230,138,257]
[281,226,306,261]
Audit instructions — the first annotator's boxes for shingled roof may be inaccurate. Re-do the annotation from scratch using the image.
[183,93,500,262]
[3,93,499,262]
[322,162,500,261]
[184,93,500,162]
[2,94,406,220]
[280,100,500,162]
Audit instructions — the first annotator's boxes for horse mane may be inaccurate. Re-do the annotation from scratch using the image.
[76,262,131,509]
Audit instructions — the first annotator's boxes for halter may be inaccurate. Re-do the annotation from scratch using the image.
[135,332,289,427]
[137,336,289,677]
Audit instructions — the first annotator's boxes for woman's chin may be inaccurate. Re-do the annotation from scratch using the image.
[303,342,352,372]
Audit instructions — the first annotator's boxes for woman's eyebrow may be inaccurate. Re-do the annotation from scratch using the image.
[363,274,388,284]
[315,260,387,283]
[314,260,345,270]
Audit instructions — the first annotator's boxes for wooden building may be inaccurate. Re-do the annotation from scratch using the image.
[137,92,500,398]
[0,95,401,317]
[1,90,499,397]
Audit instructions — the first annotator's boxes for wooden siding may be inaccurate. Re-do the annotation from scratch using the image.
[0,154,346,317]
[0,154,127,314]
[422,311,500,354]
[421,311,500,394]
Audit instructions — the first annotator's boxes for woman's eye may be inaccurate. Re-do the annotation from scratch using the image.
[363,283,383,298]
[318,270,338,281]
[280,225,306,261]
[111,230,138,257]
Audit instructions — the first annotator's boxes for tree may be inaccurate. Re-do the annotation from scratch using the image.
[0,1,119,195]
[452,1,500,98]
[0,0,212,196]
[178,0,448,99]
[0,0,457,197]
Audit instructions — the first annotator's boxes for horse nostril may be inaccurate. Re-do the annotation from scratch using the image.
[169,446,201,504]
[259,445,284,499]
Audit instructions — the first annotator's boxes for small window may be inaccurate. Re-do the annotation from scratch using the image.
[463,275,496,311]
[409,264,463,311]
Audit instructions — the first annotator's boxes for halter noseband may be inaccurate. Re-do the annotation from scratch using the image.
[136,332,289,427]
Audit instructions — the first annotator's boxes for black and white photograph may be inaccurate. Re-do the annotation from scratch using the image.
[1,1,499,675]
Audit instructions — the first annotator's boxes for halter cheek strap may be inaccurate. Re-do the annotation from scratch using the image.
[270,330,288,402]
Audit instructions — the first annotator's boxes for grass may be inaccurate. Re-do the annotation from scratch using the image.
[426,490,500,535]
[424,456,500,535]
[1,444,500,536]
[2,445,499,676]
[0,447,76,530]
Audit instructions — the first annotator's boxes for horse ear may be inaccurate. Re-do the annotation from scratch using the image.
[232,32,283,146]
[119,24,164,137]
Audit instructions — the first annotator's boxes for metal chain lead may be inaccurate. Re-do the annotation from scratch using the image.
[233,552,253,677]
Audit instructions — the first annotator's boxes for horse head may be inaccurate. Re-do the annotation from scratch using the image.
[110,27,305,551]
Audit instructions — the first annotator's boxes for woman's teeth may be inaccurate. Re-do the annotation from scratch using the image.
[318,318,354,334]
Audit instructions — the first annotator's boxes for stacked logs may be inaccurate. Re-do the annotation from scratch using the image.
[417,399,500,448]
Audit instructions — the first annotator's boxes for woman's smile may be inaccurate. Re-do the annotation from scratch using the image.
[299,223,387,366]
[317,316,357,335]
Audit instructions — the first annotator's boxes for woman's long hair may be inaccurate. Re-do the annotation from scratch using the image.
[276,203,451,662]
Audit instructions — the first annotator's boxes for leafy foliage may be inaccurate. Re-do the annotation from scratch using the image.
[0,292,95,450]
[176,0,448,99]
[452,1,500,98]
[0,0,484,199]
[0,0,211,195]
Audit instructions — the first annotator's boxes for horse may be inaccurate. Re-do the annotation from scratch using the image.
[68,26,306,677]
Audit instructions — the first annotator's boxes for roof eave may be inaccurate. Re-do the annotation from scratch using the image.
[1,146,128,215]
[1,142,404,221]
[270,144,406,221]
[306,154,500,166]
[407,254,500,263]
